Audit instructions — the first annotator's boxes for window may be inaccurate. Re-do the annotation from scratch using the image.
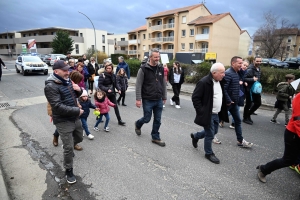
[287,46,290,51]
[80,33,83,37]
[114,38,117,45]
[298,47,300,52]
[189,43,194,50]
[121,38,125,41]
[190,29,194,36]
[91,45,94,50]
[148,33,151,39]
[10,35,13,39]
[51,32,56,35]
[157,20,161,25]
[121,47,125,50]
[29,33,31,36]
[182,30,186,37]
[75,44,79,54]
[143,45,146,50]
[168,44,174,49]
[75,32,78,36]
[42,32,47,35]
[202,27,209,34]
[182,16,186,23]
[181,43,185,50]
[102,46,105,52]
[102,35,105,43]
[143,34,146,39]
[34,33,37,36]
[169,18,174,23]
[288,36,291,43]
[23,34,27,37]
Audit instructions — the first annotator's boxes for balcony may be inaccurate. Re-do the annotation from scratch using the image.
[193,48,208,53]
[0,38,14,45]
[128,40,140,45]
[115,50,127,54]
[151,37,163,43]
[117,41,128,46]
[195,34,209,40]
[161,49,174,53]
[128,50,137,55]
[151,25,162,31]
[163,36,174,42]
[163,23,174,29]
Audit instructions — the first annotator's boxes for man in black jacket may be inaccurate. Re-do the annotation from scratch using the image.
[243,56,262,125]
[135,48,167,147]
[190,63,228,164]
[44,60,84,184]
[224,56,253,148]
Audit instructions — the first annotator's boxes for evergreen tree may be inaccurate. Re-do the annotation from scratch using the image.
[51,30,74,54]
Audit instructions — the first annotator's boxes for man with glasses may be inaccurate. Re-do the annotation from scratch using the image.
[135,49,167,147]
[243,56,262,125]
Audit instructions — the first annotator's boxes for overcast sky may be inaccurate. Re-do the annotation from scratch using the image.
[1,0,299,37]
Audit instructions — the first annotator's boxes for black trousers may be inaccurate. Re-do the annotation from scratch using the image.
[0,66,2,80]
[261,129,300,175]
[171,83,182,105]
[88,80,94,92]
[243,91,261,119]
[107,93,122,122]
[117,91,126,104]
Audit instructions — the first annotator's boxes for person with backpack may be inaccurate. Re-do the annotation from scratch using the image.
[270,74,295,126]
[243,56,262,125]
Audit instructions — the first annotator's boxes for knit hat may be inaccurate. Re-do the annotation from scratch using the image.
[80,89,88,97]
[285,74,295,80]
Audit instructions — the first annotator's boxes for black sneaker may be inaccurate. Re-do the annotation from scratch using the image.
[135,121,141,135]
[118,120,126,126]
[190,133,198,148]
[243,118,253,125]
[66,168,76,184]
[122,103,127,106]
[270,119,280,124]
[152,139,166,147]
[248,116,253,123]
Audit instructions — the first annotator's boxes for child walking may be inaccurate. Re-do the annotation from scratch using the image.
[116,68,128,106]
[94,90,116,132]
[79,90,97,140]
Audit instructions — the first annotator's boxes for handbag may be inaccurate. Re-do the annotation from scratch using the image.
[89,74,95,81]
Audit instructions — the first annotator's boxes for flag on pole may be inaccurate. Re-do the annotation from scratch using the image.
[28,39,36,49]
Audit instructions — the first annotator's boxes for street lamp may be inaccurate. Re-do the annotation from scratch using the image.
[5,28,11,59]
[78,11,97,63]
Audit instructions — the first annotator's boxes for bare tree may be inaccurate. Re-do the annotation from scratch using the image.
[253,11,298,59]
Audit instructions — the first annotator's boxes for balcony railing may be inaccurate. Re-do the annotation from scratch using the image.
[151,37,163,42]
[128,40,140,44]
[151,25,162,31]
[128,50,137,55]
[160,49,174,53]
[117,41,128,46]
[163,23,175,29]
[151,37,174,43]
[193,48,208,53]
[195,34,209,40]
[163,36,174,42]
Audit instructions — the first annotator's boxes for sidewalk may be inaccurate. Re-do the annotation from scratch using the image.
[128,77,277,110]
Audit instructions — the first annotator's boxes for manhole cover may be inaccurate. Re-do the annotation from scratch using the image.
[0,102,10,109]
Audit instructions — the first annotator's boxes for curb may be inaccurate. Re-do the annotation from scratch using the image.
[0,167,10,200]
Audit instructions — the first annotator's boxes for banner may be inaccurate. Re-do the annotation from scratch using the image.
[28,39,36,49]
[22,44,27,53]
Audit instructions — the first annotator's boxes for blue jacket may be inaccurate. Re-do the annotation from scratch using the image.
[116,61,130,79]
[79,99,96,118]
[224,67,241,105]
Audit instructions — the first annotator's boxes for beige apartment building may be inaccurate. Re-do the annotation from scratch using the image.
[127,4,251,65]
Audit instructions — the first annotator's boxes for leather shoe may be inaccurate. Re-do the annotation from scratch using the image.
[53,136,58,146]
[205,153,220,164]
[152,139,166,147]
[190,133,198,148]
[243,118,253,125]
[74,144,83,151]
[122,103,127,106]
[118,120,126,126]
[248,117,253,123]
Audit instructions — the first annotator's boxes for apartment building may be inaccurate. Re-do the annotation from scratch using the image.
[253,28,300,59]
[0,27,128,57]
[127,3,251,65]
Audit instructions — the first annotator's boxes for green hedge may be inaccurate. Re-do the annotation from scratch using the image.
[126,59,141,76]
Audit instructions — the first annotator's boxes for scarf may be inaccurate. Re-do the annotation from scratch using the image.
[53,73,70,86]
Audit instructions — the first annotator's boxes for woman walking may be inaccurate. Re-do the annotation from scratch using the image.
[87,57,99,95]
[168,61,185,108]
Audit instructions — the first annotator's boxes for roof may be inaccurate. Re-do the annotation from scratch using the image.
[128,25,147,33]
[14,27,79,33]
[240,30,251,37]
[146,4,211,19]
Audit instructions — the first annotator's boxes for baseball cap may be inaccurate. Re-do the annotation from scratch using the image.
[53,60,70,70]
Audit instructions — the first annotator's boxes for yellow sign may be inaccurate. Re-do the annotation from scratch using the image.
[205,52,217,60]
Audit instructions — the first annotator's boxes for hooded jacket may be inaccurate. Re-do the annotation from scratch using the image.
[44,73,82,124]
[95,97,115,114]
[79,99,96,118]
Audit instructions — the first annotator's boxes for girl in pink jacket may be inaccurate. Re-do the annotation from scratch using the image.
[93,90,115,132]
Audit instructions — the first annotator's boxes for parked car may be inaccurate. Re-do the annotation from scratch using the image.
[15,56,48,76]
[261,58,271,66]
[44,54,65,66]
[284,57,300,69]
[269,58,289,69]
[51,55,67,66]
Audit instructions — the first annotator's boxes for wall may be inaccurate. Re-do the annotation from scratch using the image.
[238,32,251,59]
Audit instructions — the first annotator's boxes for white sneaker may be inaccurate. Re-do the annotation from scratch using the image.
[83,133,85,137]
[237,139,253,148]
[175,105,181,109]
[104,127,109,132]
[170,99,174,106]
[213,136,221,144]
[93,127,99,131]
[163,105,165,108]
[87,134,94,140]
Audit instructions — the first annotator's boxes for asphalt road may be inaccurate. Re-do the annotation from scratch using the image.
[0,62,299,200]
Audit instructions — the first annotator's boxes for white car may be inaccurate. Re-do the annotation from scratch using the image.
[51,55,67,66]
[15,56,48,76]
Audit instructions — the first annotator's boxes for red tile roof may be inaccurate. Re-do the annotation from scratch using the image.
[188,13,229,25]
[128,25,147,33]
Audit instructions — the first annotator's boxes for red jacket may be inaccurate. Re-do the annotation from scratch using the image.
[286,93,300,137]
[95,97,115,114]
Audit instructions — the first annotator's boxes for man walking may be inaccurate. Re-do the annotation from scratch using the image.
[116,56,130,79]
[135,48,167,147]
[44,60,84,184]
[190,63,228,164]
[223,56,254,148]
[243,56,262,124]
[0,57,7,81]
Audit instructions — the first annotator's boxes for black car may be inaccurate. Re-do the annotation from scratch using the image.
[269,58,289,69]
[284,57,300,69]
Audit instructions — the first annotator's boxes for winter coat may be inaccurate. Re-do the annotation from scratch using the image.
[168,67,185,85]
[244,64,261,92]
[276,82,295,102]
[116,75,128,92]
[79,99,96,118]
[116,61,130,79]
[98,72,120,94]
[87,62,99,77]
[223,67,241,105]
[95,97,115,114]
[192,73,229,127]
[237,69,247,106]
[76,69,85,88]
[286,93,300,137]
[44,74,82,125]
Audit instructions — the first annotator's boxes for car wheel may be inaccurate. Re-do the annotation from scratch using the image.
[22,67,27,76]
[15,65,20,73]
[44,70,48,75]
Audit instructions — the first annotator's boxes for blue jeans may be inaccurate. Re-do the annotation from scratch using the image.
[84,81,89,92]
[80,117,91,136]
[193,114,219,155]
[95,113,110,128]
[227,103,243,142]
[228,106,240,124]
[136,99,163,140]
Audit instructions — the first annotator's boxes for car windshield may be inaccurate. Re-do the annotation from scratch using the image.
[271,59,280,62]
[23,57,43,62]
[262,59,269,62]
